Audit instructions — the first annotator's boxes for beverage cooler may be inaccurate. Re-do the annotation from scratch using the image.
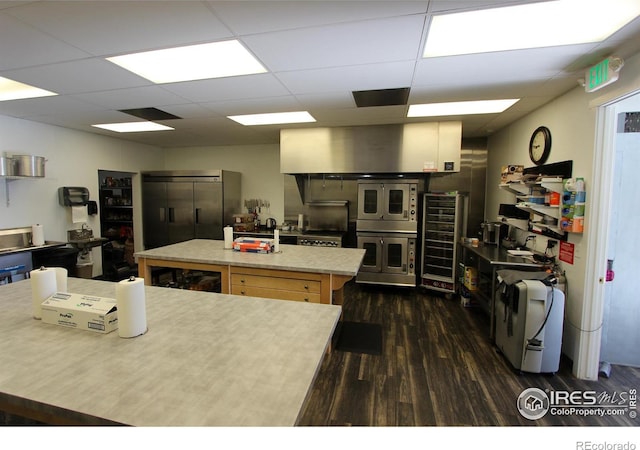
[420,192,465,294]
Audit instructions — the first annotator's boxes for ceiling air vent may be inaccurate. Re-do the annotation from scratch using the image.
[352,87,410,108]
[119,107,182,121]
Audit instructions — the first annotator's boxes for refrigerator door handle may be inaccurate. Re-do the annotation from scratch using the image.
[159,208,166,223]
[168,207,175,223]
[195,208,200,224]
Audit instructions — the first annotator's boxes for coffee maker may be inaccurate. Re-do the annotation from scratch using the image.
[481,221,508,245]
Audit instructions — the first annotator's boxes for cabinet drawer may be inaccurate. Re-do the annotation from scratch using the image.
[231,285,321,303]
[231,274,320,293]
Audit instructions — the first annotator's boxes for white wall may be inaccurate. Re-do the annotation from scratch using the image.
[486,87,595,363]
[162,144,284,224]
[0,115,163,275]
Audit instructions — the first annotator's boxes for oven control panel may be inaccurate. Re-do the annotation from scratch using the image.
[297,236,342,247]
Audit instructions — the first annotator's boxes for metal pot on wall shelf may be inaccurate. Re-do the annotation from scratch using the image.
[11,155,47,177]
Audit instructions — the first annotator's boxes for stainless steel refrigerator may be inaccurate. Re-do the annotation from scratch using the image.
[142,170,241,249]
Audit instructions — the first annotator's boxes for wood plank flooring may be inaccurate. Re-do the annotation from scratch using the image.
[298,281,640,426]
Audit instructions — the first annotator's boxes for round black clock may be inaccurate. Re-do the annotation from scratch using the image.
[529,126,551,165]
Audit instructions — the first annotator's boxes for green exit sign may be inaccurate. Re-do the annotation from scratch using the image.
[585,56,623,93]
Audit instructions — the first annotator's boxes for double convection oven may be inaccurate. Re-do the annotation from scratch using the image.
[356,179,421,287]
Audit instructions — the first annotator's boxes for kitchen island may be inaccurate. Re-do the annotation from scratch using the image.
[0,277,341,426]
[135,239,365,305]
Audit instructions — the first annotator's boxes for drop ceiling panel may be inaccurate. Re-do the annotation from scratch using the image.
[4,59,152,96]
[72,86,190,110]
[210,1,429,35]
[242,15,425,72]
[414,44,597,89]
[161,73,291,103]
[0,0,639,147]
[5,1,233,56]
[274,61,416,95]
[201,96,304,116]
[0,14,90,71]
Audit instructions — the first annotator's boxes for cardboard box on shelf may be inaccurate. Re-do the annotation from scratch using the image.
[500,165,524,183]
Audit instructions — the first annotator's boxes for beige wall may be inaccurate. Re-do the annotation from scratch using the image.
[486,49,640,369]
[0,115,163,276]
[162,144,284,224]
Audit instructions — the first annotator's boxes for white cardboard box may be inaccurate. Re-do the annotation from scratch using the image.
[41,292,118,334]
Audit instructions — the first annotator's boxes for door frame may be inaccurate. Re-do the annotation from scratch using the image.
[580,82,640,379]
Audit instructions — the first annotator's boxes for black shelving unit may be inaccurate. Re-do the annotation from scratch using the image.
[99,170,136,281]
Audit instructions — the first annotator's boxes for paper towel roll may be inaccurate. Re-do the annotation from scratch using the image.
[54,267,68,293]
[30,267,57,319]
[72,205,88,223]
[274,229,280,253]
[32,224,45,246]
[116,276,147,338]
[224,226,233,249]
[298,214,304,230]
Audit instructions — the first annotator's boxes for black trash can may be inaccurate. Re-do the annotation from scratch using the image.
[31,247,79,276]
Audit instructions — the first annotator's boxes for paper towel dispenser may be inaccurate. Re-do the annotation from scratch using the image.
[58,187,89,206]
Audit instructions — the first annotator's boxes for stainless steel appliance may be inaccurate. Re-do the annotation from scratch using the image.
[295,200,348,248]
[356,178,422,287]
[481,221,508,245]
[420,192,465,294]
[356,233,417,287]
[142,170,241,249]
[356,179,420,233]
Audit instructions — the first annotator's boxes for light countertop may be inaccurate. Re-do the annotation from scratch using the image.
[0,277,341,426]
[135,239,365,277]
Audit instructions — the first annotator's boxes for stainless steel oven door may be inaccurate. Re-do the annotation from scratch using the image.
[356,233,417,287]
[356,181,419,233]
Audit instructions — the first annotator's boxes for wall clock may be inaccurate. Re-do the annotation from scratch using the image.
[529,126,551,165]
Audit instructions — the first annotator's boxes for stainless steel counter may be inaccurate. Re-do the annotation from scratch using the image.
[0,241,67,257]
[0,277,341,426]
[460,242,544,340]
[460,242,543,268]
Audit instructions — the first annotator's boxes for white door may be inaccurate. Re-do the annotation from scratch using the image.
[600,93,640,368]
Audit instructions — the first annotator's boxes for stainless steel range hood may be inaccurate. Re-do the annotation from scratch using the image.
[280,122,461,174]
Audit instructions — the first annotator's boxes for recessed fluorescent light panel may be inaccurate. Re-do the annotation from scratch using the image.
[92,122,174,133]
[107,40,267,83]
[424,0,640,57]
[407,99,519,117]
[227,111,316,126]
[0,76,57,101]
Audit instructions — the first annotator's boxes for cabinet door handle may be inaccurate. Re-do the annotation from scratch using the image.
[304,297,309,302]
[240,278,245,284]
[240,290,246,295]
[304,284,309,290]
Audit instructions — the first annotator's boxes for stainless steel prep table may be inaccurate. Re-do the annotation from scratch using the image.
[460,242,544,339]
[0,277,341,426]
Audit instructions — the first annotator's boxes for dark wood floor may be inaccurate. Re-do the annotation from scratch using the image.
[298,281,640,426]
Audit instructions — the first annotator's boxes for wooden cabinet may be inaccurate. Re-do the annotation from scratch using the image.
[231,267,325,303]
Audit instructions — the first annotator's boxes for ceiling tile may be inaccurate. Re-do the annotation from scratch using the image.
[161,73,291,103]
[275,61,416,95]
[5,0,233,56]
[242,15,425,72]
[210,1,429,34]
[0,13,90,71]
